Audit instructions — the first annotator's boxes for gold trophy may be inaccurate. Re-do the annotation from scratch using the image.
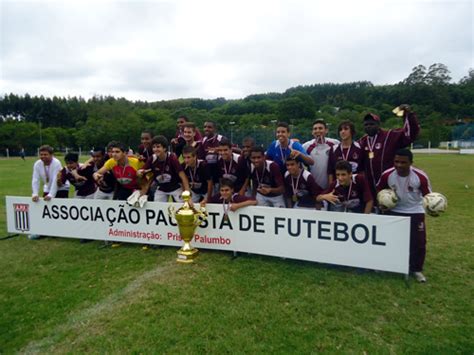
[168,191,208,263]
[392,106,405,117]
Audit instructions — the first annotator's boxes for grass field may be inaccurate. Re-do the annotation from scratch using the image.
[0,154,473,353]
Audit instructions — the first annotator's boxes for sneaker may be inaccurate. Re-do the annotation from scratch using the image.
[138,195,148,208]
[413,272,427,283]
[28,234,41,240]
[127,190,141,206]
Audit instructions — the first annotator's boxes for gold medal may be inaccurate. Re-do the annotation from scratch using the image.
[223,213,229,221]
[292,195,298,203]
[392,106,404,117]
[369,152,374,159]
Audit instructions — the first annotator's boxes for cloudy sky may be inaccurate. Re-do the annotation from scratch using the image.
[0,0,472,101]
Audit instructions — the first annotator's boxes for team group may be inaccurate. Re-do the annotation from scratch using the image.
[30,104,432,282]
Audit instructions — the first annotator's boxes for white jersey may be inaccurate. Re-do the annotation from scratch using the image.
[302,137,336,189]
[377,167,432,214]
[32,157,70,198]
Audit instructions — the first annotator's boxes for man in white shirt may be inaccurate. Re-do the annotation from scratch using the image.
[30,145,69,239]
[32,145,69,201]
[377,148,432,283]
[303,119,339,191]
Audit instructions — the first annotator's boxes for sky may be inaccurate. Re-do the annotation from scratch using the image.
[0,0,472,101]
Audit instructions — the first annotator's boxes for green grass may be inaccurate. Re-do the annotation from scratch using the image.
[0,155,473,353]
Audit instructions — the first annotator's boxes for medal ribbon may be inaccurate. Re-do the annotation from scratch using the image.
[43,163,50,183]
[341,144,352,161]
[255,164,265,186]
[367,134,378,155]
[291,170,302,197]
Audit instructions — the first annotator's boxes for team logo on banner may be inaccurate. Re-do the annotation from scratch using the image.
[14,204,30,231]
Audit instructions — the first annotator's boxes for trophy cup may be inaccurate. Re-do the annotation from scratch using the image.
[168,191,208,263]
[392,106,405,117]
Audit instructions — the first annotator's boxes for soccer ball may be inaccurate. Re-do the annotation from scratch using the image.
[377,189,398,210]
[423,192,448,217]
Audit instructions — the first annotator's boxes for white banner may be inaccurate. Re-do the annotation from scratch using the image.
[6,196,410,274]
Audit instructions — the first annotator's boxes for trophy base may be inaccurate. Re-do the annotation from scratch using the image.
[176,248,199,263]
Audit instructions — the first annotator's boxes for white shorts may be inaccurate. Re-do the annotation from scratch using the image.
[191,192,205,203]
[154,188,183,202]
[256,193,286,208]
[294,202,315,210]
[75,192,96,199]
[94,189,114,200]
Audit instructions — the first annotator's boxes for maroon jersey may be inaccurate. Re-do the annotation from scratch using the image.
[216,153,245,191]
[328,141,364,177]
[60,164,96,196]
[198,134,226,183]
[94,158,115,193]
[143,152,183,192]
[250,160,285,197]
[358,112,420,194]
[284,169,322,208]
[323,174,373,213]
[182,159,211,195]
[208,193,254,204]
[137,144,153,162]
[198,134,225,163]
[172,129,202,158]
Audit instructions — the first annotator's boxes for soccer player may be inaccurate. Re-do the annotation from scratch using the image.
[217,139,245,193]
[93,141,144,201]
[32,145,69,202]
[198,121,226,186]
[182,122,202,151]
[303,119,339,190]
[248,146,286,207]
[358,104,420,197]
[240,137,255,170]
[171,115,202,157]
[266,122,314,174]
[284,157,322,209]
[318,160,373,214]
[20,146,25,161]
[138,135,190,202]
[203,178,257,216]
[182,146,213,203]
[29,145,69,240]
[377,148,431,283]
[239,137,256,196]
[58,153,96,199]
[328,120,364,178]
[91,146,116,200]
[137,129,154,162]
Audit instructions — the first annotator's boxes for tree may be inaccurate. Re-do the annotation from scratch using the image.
[402,65,427,85]
[459,68,474,85]
[425,63,451,85]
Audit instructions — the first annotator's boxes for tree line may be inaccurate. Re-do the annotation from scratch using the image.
[1,63,473,155]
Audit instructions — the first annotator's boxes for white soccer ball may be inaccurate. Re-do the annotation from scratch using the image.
[423,192,448,217]
[377,189,398,210]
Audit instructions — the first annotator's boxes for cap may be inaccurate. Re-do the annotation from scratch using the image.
[363,113,380,122]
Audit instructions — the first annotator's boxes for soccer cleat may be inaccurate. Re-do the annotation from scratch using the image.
[138,195,148,208]
[413,272,427,283]
[126,190,141,206]
[28,234,41,240]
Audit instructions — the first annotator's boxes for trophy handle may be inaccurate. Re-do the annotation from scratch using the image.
[168,205,176,223]
[193,207,208,227]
